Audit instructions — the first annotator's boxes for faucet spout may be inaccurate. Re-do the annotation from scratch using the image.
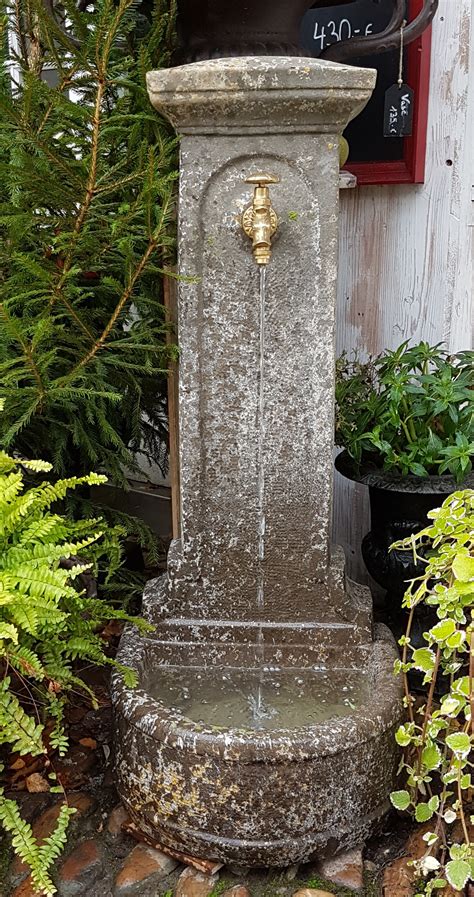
[241,173,279,266]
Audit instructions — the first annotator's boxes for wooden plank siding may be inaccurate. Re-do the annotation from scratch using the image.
[333,0,474,582]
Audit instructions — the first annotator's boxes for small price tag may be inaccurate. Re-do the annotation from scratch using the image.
[383,83,414,137]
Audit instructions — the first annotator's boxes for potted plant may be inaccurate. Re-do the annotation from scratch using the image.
[335,340,474,632]
[390,489,474,896]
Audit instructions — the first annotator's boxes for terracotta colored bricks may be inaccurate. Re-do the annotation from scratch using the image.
[12,794,94,878]
[175,867,219,897]
[58,839,102,895]
[114,844,177,893]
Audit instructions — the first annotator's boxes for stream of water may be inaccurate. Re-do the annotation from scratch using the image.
[255,266,267,720]
[256,265,266,615]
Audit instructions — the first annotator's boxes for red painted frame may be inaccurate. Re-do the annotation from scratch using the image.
[344,0,432,185]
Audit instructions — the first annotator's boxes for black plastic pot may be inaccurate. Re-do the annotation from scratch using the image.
[335,451,474,640]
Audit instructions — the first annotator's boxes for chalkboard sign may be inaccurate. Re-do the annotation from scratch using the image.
[299,0,433,185]
[301,0,393,54]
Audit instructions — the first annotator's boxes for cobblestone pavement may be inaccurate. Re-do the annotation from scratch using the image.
[2,778,384,897]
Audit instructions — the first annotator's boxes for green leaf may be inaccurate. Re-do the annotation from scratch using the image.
[445,859,471,890]
[446,630,465,649]
[450,844,468,860]
[415,802,434,822]
[429,619,456,642]
[390,790,411,811]
[410,462,429,477]
[452,676,470,697]
[412,647,436,672]
[395,725,413,747]
[440,696,462,716]
[452,553,474,582]
[446,732,472,757]
[422,743,442,770]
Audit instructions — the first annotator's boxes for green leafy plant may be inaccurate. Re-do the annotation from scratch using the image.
[0,440,146,895]
[390,490,474,895]
[0,0,177,500]
[335,341,474,481]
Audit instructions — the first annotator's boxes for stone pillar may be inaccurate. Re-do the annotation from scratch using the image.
[147,58,375,636]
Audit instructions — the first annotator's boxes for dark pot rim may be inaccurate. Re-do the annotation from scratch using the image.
[335,449,474,493]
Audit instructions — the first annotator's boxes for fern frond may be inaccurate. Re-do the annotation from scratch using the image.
[0,678,45,755]
[8,644,46,679]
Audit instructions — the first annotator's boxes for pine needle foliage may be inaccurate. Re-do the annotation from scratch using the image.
[0,0,178,486]
[0,442,148,894]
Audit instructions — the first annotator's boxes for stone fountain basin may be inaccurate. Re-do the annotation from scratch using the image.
[112,577,402,867]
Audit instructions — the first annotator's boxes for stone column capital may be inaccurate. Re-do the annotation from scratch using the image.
[147,56,376,136]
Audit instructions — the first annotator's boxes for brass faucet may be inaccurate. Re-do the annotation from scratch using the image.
[241,173,279,266]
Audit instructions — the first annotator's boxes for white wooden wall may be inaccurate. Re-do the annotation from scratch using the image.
[333,0,474,582]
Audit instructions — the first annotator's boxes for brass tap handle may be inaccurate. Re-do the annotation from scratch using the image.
[244,173,280,187]
[241,173,280,266]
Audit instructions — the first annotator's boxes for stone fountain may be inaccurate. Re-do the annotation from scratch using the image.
[112,55,402,867]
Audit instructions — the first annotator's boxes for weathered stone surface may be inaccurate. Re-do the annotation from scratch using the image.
[175,867,218,897]
[114,845,178,893]
[115,592,401,865]
[147,56,376,137]
[221,887,251,897]
[58,839,102,895]
[113,54,402,868]
[107,803,130,835]
[318,846,364,891]
[146,57,378,626]
[291,890,334,897]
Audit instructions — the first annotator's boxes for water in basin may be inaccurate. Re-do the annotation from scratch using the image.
[144,666,369,731]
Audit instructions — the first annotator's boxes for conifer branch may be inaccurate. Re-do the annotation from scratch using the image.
[47,74,105,323]
[66,219,167,377]
[36,65,81,137]
[0,305,45,403]
[49,0,139,324]
[13,0,29,66]
[72,77,104,241]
